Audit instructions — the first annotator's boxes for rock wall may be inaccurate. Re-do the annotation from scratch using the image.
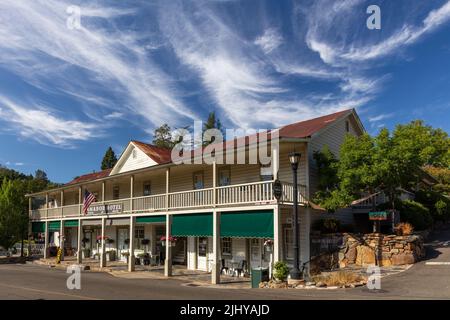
[339,233,426,267]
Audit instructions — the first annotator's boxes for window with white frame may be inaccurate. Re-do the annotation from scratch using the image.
[143,181,151,196]
[218,167,231,186]
[221,237,232,256]
[134,227,145,249]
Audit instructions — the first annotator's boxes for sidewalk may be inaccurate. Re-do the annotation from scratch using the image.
[32,256,252,289]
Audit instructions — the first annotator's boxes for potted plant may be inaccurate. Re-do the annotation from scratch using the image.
[121,251,130,263]
[273,261,289,282]
[81,237,90,247]
[160,236,177,247]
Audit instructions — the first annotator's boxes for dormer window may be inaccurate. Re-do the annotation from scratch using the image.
[132,149,137,159]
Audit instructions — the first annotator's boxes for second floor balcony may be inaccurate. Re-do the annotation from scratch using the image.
[30,180,308,221]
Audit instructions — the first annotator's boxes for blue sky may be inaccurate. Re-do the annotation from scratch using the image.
[0,0,450,183]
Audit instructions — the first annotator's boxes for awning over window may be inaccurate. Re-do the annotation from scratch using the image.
[48,221,61,231]
[32,222,46,233]
[171,213,213,237]
[221,210,274,238]
[64,220,79,227]
[136,215,166,224]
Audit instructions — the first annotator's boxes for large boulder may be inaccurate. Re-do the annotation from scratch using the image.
[391,253,415,265]
[356,245,376,266]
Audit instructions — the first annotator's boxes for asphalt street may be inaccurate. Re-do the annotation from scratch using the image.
[1,226,450,300]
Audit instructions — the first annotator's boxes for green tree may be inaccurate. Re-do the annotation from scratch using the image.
[152,124,176,149]
[0,179,26,250]
[101,147,118,170]
[202,111,223,146]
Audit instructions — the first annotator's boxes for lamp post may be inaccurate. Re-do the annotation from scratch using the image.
[289,152,301,280]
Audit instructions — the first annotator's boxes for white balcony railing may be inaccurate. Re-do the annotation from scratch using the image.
[30,180,307,220]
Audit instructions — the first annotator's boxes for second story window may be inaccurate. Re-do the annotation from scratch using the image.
[218,167,231,186]
[143,181,151,196]
[260,164,273,181]
[193,171,204,190]
[346,120,350,133]
[113,185,120,200]
[132,148,137,159]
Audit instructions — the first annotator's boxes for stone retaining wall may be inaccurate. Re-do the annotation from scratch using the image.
[339,233,426,267]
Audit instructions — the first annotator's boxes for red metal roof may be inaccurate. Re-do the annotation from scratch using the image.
[278,109,352,139]
[131,140,172,164]
[66,168,112,186]
[64,109,355,185]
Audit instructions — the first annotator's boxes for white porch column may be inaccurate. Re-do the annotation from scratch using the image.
[60,221,65,261]
[78,186,82,216]
[77,219,82,264]
[128,216,136,272]
[213,161,217,206]
[102,181,105,202]
[164,214,172,277]
[45,193,49,219]
[300,207,311,277]
[43,220,49,259]
[273,205,281,263]
[130,175,134,212]
[212,210,221,284]
[272,141,279,180]
[100,217,106,268]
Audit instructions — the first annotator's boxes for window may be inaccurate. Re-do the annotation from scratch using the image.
[132,148,137,159]
[113,185,120,200]
[218,167,231,186]
[284,226,293,260]
[345,120,350,133]
[193,171,204,190]
[134,227,145,249]
[143,181,151,196]
[93,191,99,201]
[221,237,232,256]
[198,237,207,257]
[260,164,273,181]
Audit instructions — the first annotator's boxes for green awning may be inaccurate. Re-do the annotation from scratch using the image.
[48,221,61,231]
[32,222,46,233]
[136,215,166,224]
[171,213,213,237]
[64,220,79,227]
[221,210,274,238]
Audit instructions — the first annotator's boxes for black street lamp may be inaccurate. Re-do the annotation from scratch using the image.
[289,152,301,280]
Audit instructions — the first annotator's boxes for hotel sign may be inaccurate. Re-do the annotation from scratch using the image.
[87,203,123,215]
[369,211,388,221]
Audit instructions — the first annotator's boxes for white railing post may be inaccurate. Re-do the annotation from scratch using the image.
[213,161,217,207]
[78,186,82,216]
[130,175,134,213]
[166,168,170,210]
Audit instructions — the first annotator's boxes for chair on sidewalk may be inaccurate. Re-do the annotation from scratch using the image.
[220,259,229,275]
[232,260,247,277]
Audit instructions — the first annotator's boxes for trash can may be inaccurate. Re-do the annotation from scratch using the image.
[251,267,269,288]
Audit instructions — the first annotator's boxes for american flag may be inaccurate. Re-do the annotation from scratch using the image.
[83,190,96,215]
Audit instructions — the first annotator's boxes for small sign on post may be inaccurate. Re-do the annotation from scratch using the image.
[273,179,282,201]
[369,211,388,221]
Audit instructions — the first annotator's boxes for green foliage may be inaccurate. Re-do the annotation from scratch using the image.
[101,147,118,170]
[313,145,339,191]
[152,124,176,149]
[424,166,450,196]
[273,261,290,281]
[202,111,223,146]
[415,190,450,222]
[398,200,433,231]
[312,218,341,234]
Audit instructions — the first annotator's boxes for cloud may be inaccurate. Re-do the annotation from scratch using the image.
[0,96,100,147]
[254,28,283,54]
[368,113,394,122]
[0,0,198,144]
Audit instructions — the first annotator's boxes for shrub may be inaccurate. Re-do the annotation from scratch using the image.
[273,261,290,281]
[394,222,414,236]
[399,200,433,231]
[312,271,365,286]
[415,190,450,222]
[312,218,341,234]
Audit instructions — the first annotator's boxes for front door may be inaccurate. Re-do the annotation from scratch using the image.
[197,237,208,271]
[117,228,129,262]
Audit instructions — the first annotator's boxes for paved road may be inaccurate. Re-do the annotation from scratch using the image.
[1,227,450,300]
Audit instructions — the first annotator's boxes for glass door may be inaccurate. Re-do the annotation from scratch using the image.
[197,237,208,271]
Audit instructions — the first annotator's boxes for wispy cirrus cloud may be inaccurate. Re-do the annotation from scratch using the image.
[0,96,100,147]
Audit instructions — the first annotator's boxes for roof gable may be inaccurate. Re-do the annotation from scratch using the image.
[109,141,171,175]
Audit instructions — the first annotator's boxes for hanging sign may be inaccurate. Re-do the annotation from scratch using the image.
[87,203,123,215]
[273,179,283,201]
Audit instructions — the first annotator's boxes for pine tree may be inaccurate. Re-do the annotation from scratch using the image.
[101,147,118,170]
[202,111,223,146]
[152,124,175,149]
